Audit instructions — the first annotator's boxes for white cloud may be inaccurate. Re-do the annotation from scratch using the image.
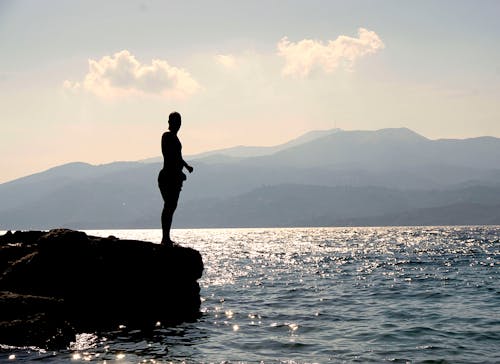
[214,54,237,69]
[277,28,385,77]
[63,80,81,92]
[64,50,200,99]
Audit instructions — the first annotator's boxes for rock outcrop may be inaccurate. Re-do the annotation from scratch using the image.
[0,229,203,348]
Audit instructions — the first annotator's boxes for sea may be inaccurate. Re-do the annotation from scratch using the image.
[1,226,499,363]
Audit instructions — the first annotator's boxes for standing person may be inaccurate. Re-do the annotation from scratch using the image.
[158,112,193,246]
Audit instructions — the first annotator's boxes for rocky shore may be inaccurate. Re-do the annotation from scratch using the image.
[0,229,203,348]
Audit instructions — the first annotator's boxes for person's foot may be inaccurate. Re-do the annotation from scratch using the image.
[160,239,174,247]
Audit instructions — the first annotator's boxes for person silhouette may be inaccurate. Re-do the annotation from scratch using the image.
[158,112,193,246]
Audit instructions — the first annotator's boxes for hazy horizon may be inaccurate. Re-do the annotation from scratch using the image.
[1,0,499,183]
[2,126,499,184]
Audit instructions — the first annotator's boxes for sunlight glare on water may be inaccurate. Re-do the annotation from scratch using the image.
[1,226,499,363]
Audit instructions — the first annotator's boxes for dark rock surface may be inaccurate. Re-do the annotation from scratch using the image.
[0,229,203,348]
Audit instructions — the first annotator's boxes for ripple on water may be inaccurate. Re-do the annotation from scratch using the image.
[1,226,499,363]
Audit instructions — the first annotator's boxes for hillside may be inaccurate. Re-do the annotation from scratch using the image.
[1,128,499,229]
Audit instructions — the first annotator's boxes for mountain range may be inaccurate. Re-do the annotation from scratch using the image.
[1,127,499,229]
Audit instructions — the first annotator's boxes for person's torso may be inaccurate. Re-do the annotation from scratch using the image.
[162,132,183,173]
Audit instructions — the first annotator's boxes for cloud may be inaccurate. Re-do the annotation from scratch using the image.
[214,54,237,69]
[64,50,200,99]
[277,28,385,77]
[63,80,81,92]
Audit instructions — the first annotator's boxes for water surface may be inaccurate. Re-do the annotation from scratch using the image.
[1,226,499,363]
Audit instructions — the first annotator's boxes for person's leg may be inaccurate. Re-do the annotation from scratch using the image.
[161,202,176,245]
[160,185,181,246]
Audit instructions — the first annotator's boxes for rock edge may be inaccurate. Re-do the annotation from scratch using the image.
[0,229,204,348]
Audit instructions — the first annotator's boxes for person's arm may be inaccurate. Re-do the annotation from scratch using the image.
[183,159,194,173]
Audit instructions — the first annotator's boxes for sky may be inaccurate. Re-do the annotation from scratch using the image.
[1,0,499,183]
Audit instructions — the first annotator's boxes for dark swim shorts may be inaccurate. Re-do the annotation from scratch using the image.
[158,169,183,206]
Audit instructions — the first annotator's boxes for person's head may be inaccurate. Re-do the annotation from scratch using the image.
[168,112,181,133]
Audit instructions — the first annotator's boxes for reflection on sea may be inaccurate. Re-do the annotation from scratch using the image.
[1,226,499,362]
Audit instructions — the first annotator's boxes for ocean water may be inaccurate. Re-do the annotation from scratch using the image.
[1,226,499,363]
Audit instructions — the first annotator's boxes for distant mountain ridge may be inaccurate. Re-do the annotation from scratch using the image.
[140,128,340,163]
[249,128,500,169]
[1,127,499,229]
[173,183,500,228]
